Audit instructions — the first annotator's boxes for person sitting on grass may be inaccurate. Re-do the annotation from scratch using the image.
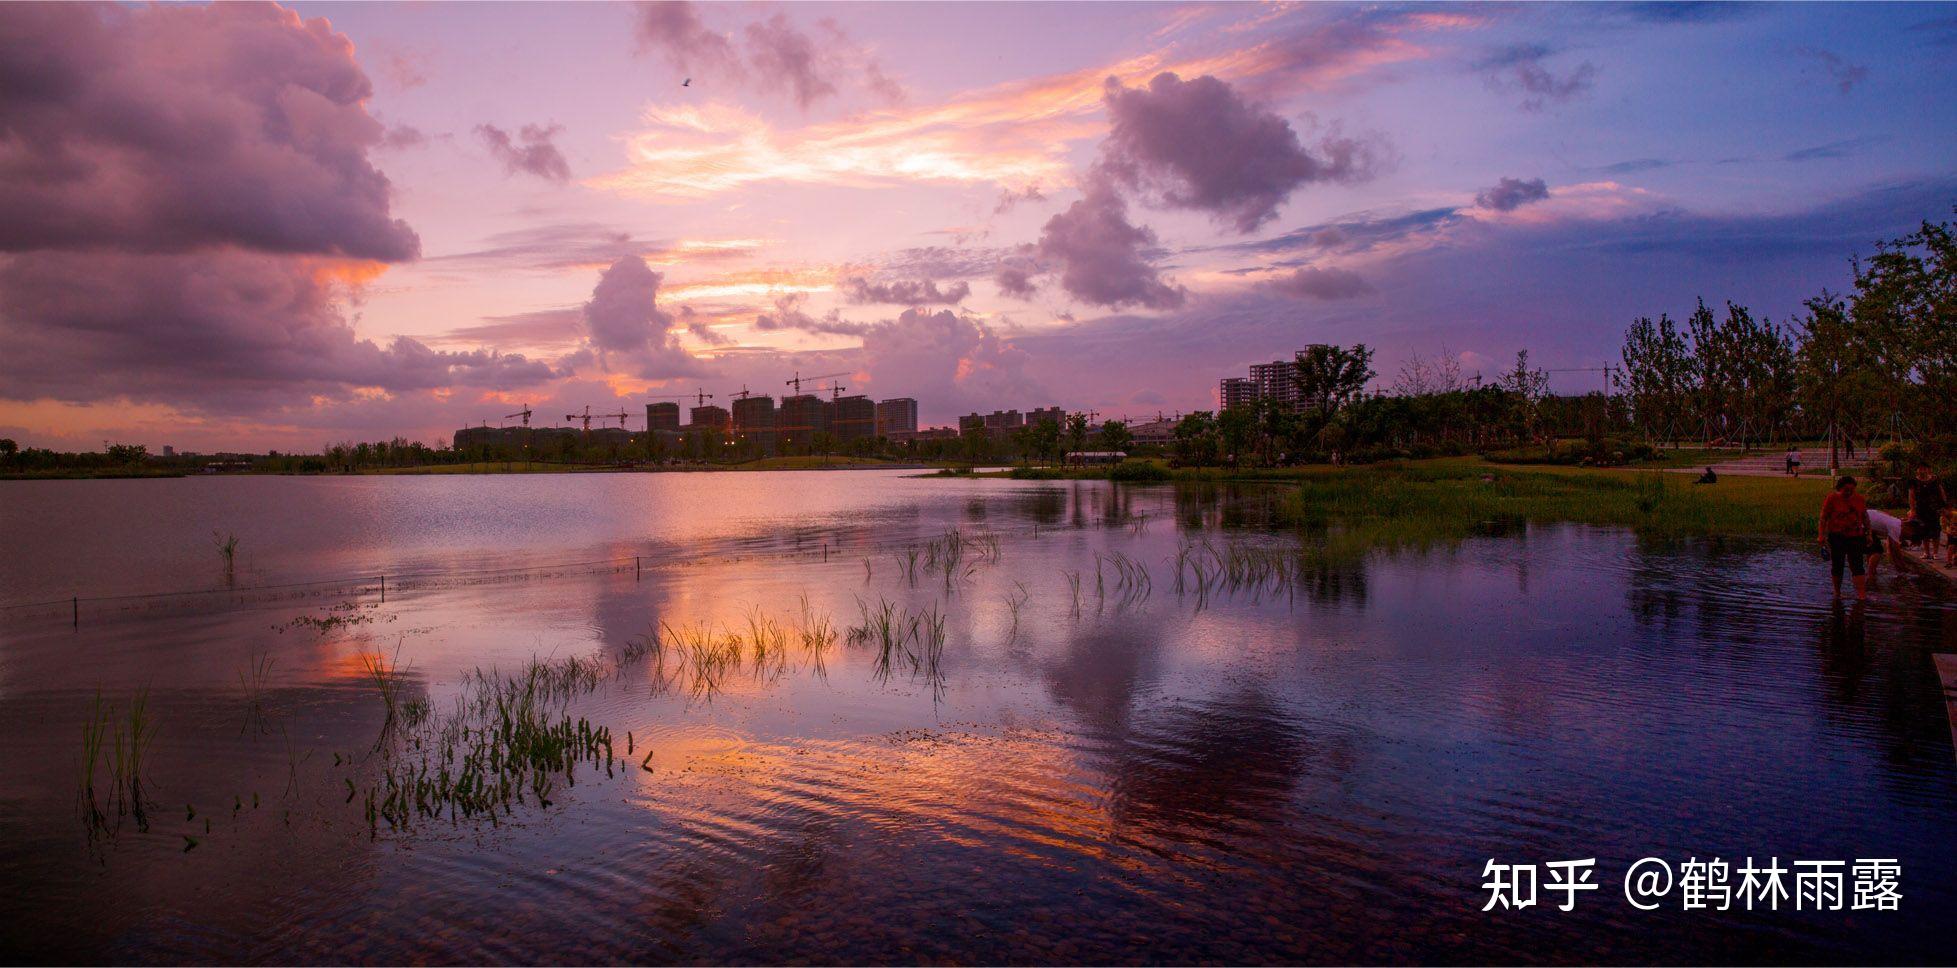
[1906,464,1948,561]
[1694,466,1718,484]
[1819,475,1872,600]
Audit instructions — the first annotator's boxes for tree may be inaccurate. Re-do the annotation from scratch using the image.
[1619,313,1693,445]
[1023,418,1062,463]
[1254,398,1295,465]
[1064,413,1089,456]
[1501,351,1549,441]
[0,438,15,463]
[1097,420,1132,453]
[1795,290,1877,470]
[1172,411,1219,466]
[1849,211,1957,439]
[1293,344,1376,420]
[1216,405,1255,467]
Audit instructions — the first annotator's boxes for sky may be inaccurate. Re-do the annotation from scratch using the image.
[2,1,1954,452]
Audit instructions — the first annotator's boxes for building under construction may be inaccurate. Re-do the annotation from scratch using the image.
[832,395,876,441]
[777,393,829,452]
[689,404,730,433]
[731,395,777,454]
[646,402,680,432]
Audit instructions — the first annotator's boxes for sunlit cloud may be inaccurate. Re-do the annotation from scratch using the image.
[592,9,1457,201]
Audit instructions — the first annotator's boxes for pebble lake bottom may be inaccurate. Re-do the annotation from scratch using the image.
[1,470,1955,964]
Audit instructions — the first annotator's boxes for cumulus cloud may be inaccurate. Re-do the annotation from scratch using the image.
[1478,45,1596,111]
[633,1,903,109]
[1101,72,1388,232]
[1475,176,1551,211]
[0,3,419,260]
[995,265,1039,299]
[839,276,971,305]
[578,257,703,381]
[1264,266,1374,300]
[0,251,552,412]
[855,309,1043,411]
[476,123,572,182]
[0,3,558,418]
[1796,47,1869,93]
[1034,183,1184,310]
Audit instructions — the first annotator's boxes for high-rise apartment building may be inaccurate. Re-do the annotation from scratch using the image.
[1219,377,1258,410]
[875,398,918,437]
[832,395,877,441]
[731,395,776,453]
[646,402,680,433]
[689,404,730,433]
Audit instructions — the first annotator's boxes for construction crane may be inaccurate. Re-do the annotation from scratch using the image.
[817,380,849,400]
[603,408,631,429]
[565,405,599,432]
[786,370,849,394]
[732,385,755,400]
[692,388,714,407]
[504,403,533,427]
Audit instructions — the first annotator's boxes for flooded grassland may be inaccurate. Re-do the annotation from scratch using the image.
[2,470,1956,963]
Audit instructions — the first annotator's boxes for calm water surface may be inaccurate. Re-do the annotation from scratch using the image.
[3,470,1956,964]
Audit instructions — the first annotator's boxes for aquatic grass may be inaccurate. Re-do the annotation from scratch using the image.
[357,647,407,727]
[212,530,240,583]
[78,688,157,837]
[1003,581,1030,643]
[238,651,276,734]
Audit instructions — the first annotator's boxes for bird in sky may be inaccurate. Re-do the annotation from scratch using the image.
[682,77,691,87]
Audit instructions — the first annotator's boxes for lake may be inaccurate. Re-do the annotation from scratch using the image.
[2,470,1955,963]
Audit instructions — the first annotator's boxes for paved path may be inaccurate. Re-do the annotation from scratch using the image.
[1664,451,1841,478]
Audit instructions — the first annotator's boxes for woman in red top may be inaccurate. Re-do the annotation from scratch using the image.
[1819,475,1871,599]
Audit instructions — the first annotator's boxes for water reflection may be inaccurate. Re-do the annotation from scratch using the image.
[2,473,1956,962]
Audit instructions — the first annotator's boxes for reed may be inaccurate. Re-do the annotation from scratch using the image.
[212,530,240,583]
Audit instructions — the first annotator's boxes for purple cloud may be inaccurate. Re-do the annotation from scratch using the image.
[1478,45,1597,111]
[1035,183,1184,310]
[1265,266,1374,301]
[995,265,1039,300]
[0,3,419,261]
[1796,47,1870,93]
[1101,72,1387,232]
[475,123,572,182]
[0,251,552,413]
[754,294,868,336]
[840,276,971,305]
[634,1,741,75]
[855,309,1044,411]
[1475,176,1551,211]
[633,2,903,109]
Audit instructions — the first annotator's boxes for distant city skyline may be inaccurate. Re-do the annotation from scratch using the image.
[2,1,1955,452]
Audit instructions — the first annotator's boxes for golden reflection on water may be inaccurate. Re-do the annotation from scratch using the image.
[2,476,1957,962]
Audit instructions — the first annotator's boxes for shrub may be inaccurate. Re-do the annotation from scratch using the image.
[1109,460,1171,482]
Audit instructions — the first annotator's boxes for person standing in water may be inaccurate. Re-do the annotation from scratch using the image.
[1819,475,1871,599]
